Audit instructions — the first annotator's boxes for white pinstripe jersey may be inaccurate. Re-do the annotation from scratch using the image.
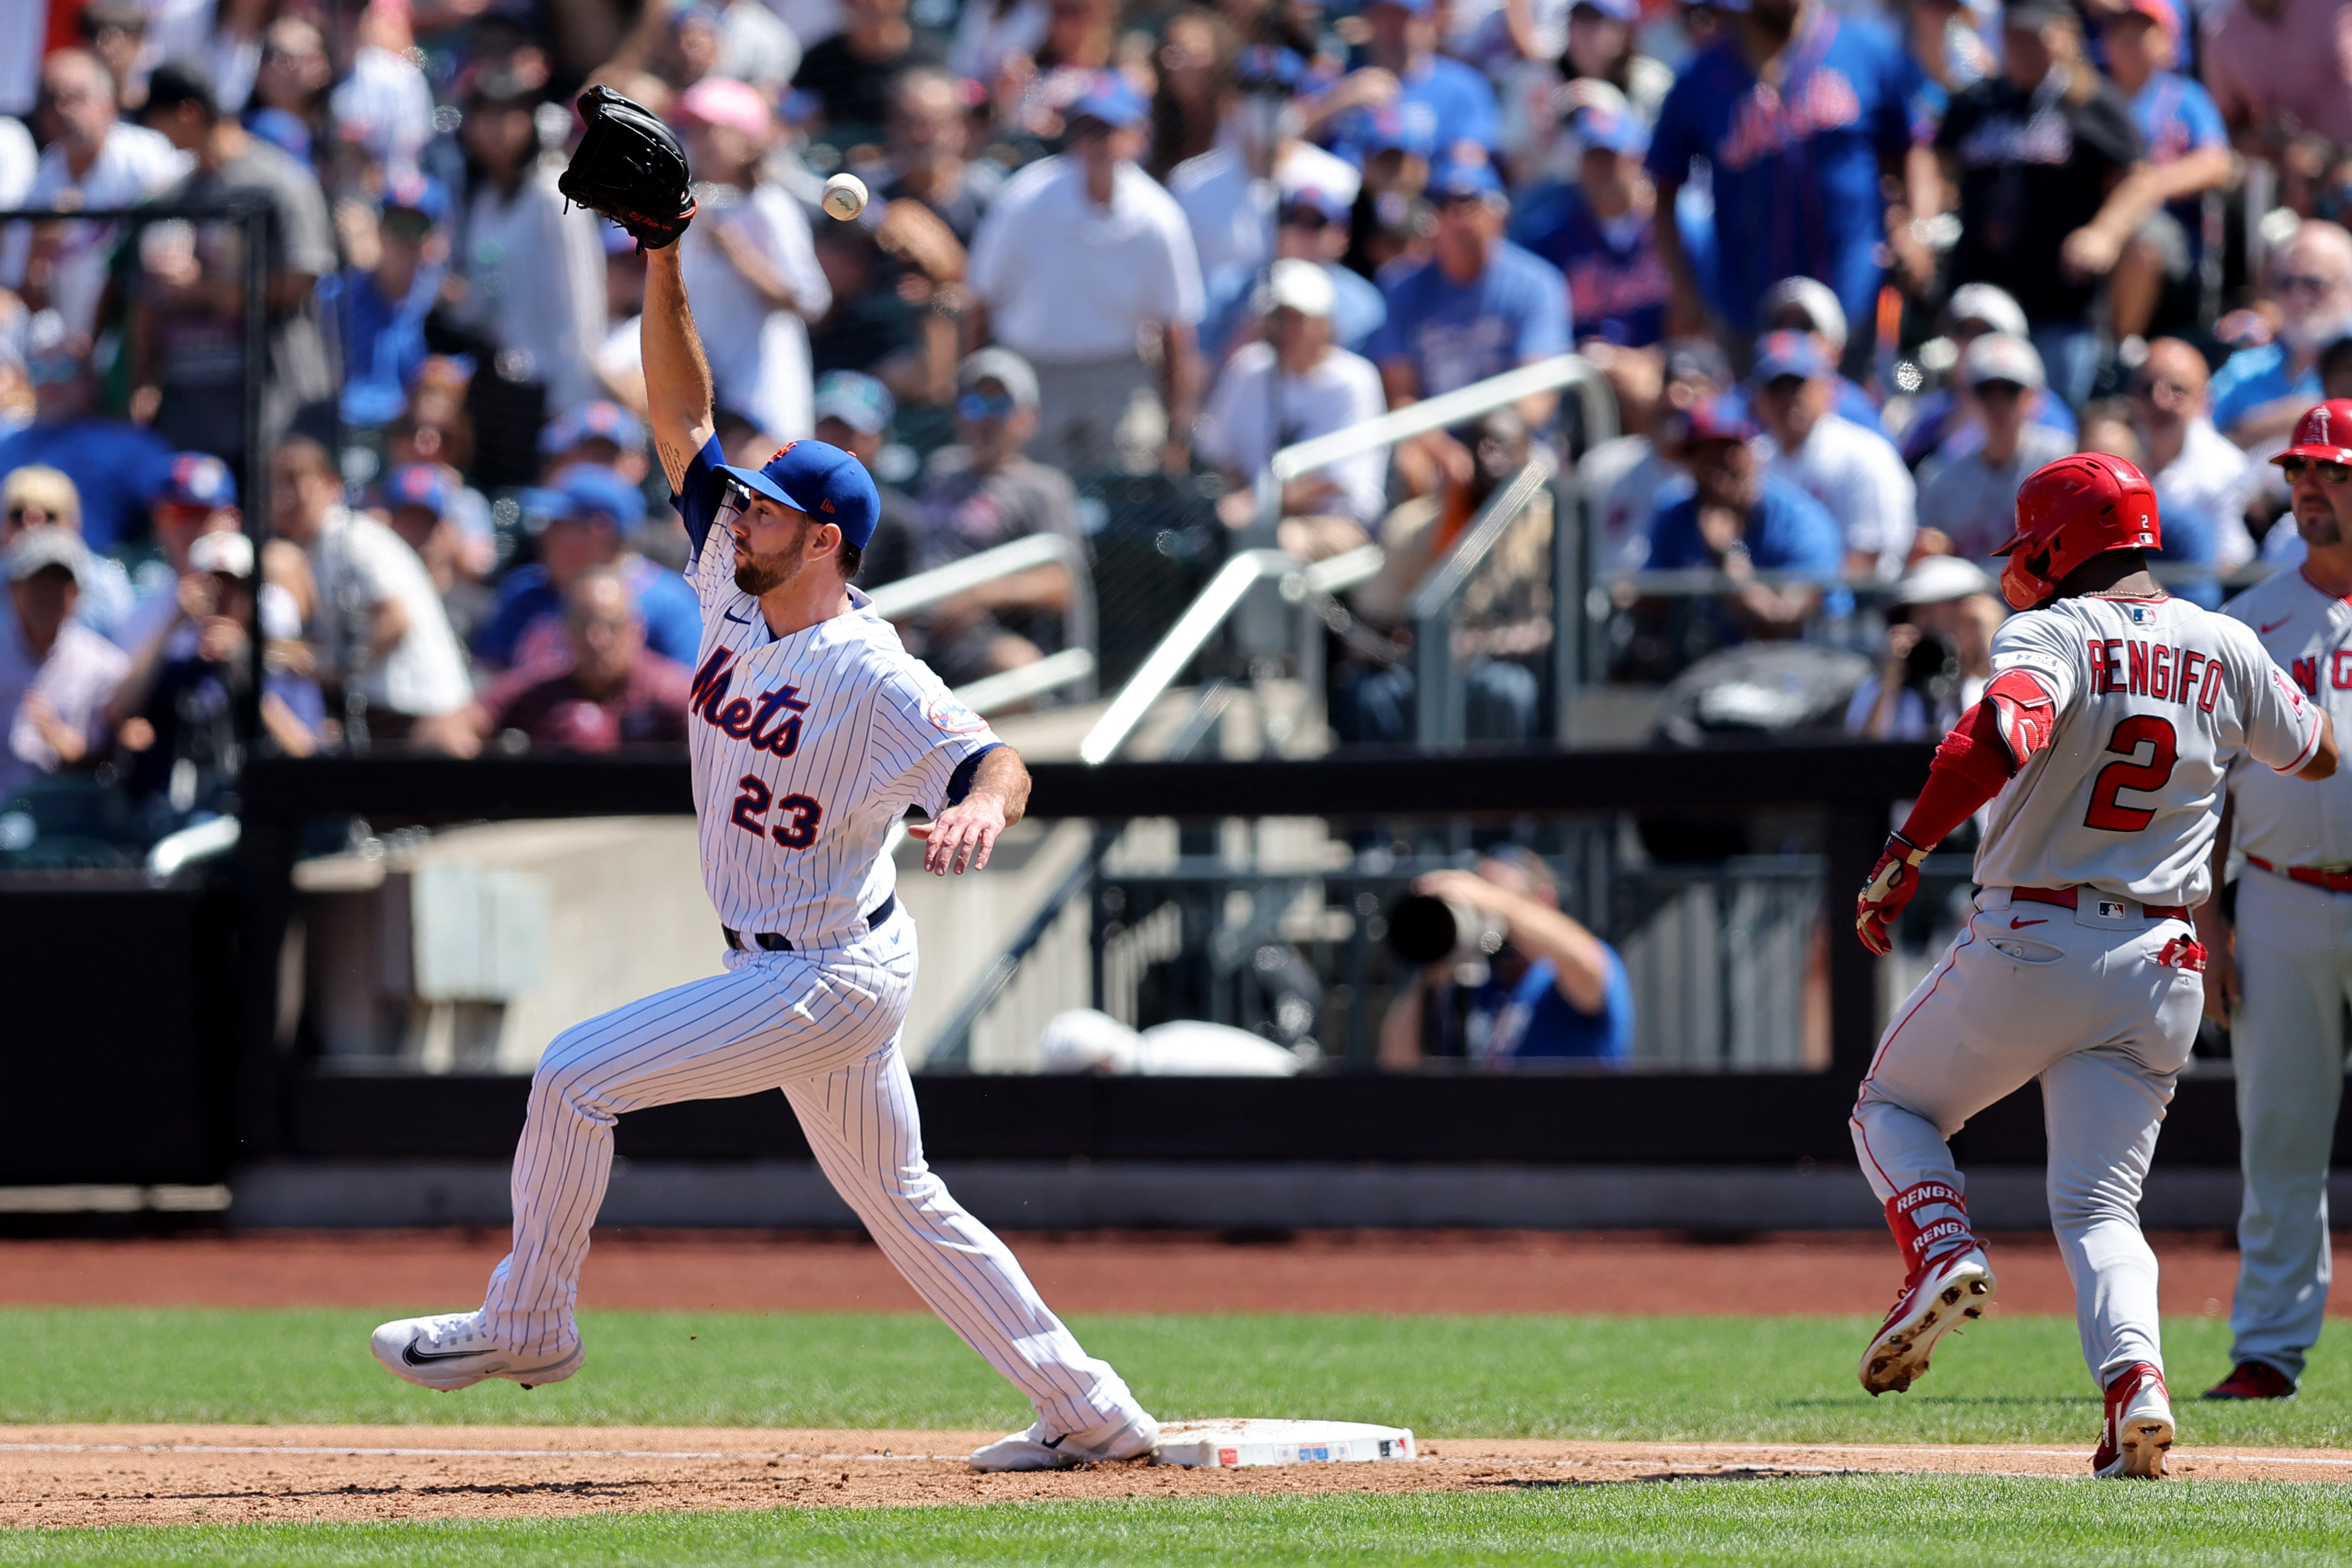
[2220,566,2352,871]
[1972,593,2323,907]
[675,436,1002,942]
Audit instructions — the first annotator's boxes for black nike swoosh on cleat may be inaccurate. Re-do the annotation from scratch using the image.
[1040,1434,1068,1449]
[402,1335,490,1365]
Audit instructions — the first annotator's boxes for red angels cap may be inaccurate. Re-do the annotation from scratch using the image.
[2274,399,2352,467]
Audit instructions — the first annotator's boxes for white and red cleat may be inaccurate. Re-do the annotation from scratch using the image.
[1859,1246,1996,1395]
[2093,1362,2174,1479]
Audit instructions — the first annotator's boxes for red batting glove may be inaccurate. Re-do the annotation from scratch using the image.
[1855,832,1931,956]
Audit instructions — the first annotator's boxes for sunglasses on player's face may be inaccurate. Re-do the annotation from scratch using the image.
[2279,455,2352,484]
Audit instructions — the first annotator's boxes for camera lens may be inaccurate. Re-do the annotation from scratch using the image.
[1387,893,1462,965]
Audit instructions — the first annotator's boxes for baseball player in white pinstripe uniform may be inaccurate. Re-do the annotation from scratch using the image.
[1850,452,2336,1479]
[369,238,1159,1473]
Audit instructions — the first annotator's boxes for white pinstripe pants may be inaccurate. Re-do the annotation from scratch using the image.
[480,911,1137,1434]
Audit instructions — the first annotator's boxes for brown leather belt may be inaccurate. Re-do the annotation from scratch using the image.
[724,893,896,952]
[2245,856,2352,894]
[2012,885,2191,923]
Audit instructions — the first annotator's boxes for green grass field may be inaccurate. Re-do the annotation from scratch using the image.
[8,1479,2352,1567]
[10,1307,2352,1564]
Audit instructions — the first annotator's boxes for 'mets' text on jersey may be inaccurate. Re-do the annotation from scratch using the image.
[675,436,1002,943]
[2221,566,2352,870]
[1973,595,2322,906]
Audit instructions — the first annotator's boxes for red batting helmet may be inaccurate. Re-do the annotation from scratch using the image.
[1992,452,2161,611]
[2272,399,2352,468]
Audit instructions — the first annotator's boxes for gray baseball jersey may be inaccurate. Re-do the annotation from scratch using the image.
[2220,566,2352,869]
[679,434,1002,943]
[1972,594,2323,906]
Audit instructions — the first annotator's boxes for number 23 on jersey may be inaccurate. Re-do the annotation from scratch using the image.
[732,776,823,849]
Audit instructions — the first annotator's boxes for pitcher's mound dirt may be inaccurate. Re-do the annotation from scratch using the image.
[6,1424,2349,1529]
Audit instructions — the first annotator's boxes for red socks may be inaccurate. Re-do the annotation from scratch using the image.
[1885,1180,1978,1277]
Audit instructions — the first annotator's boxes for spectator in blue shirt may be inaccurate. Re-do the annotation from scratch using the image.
[1645,394,1847,642]
[1645,0,1919,358]
[1378,850,1635,1067]
[473,464,702,674]
[0,315,174,556]
[1367,157,1569,496]
[1307,0,1500,168]
[2098,0,2230,345]
[321,174,448,434]
[2209,221,2352,446]
[1518,103,1671,349]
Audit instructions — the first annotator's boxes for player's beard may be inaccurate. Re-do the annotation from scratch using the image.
[2297,499,2346,549]
[734,519,812,597]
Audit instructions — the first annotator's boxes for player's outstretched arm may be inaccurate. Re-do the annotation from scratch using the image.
[909,746,1031,876]
[643,245,718,494]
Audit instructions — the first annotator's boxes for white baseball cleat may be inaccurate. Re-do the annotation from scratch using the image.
[2093,1362,2175,1480]
[369,1311,585,1392]
[1859,1246,1995,1395]
[968,1408,1160,1472]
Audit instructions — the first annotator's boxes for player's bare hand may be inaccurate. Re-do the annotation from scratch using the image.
[1414,868,1509,914]
[1855,832,1929,956]
[2201,935,2240,1027]
[910,798,1008,876]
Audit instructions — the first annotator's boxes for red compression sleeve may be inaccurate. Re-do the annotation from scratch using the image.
[1897,699,2023,848]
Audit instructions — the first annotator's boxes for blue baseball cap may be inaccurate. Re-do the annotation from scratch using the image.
[551,463,648,529]
[813,370,896,435]
[1068,70,1150,130]
[1750,329,1831,384]
[156,452,236,510]
[715,439,883,549]
[1360,103,1438,158]
[1427,155,1504,201]
[1575,104,1649,157]
[383,463,450,516]
[1234,44,1309,92]
[1669,393,1761,446]
[1572,0,1640,20]
[380,170,450,225]
[541,400,646,457]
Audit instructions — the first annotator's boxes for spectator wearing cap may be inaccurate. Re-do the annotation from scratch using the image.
[541,400,653,488]
[464,567,693,753]
[109,528,322,816]
[0,314,174,556]
[447,75,608,438]
[1365,156,1569,498]
[112,452,245,659]
[2077,397,2222,606]
[794,0,945,131]
[1915,333,2075,557]
[136,61,338,463]
[909,348,1089,686]
[0,527,129,801]
[324,173,451,433]
[1171,47,1359,278]
[967,72,1206,477]
[1845,554,2004,740]
[1198,259,1388,560]
[479,463,702,674]
[268,436,472,747]
[77,0,148,114]
[1922,0,2150,409]
[1276,185,1385,352]
[1645,0,1920,362]
[1561,0,1674,123]
[2097,0,2228,347]
[379,463,496,649]
[1750,330,1915,580]
[2131,336,2259,571]
[1898,282,2080,467]
[679,78,834,446]
[1577,336,1728,573]
[2201,0,2352,155]
[1518,104,1669,350]
[1,51,188,335]
[2209,222,2352,448]
[1306,0,1501,169]
[0,465,136,641]
[1641,396,1846,651]
[813,371,918,589]
[1755,276,1896,446]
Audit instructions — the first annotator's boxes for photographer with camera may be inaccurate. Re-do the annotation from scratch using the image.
[1845,557,2005,742]
[1377,847,1633,1068]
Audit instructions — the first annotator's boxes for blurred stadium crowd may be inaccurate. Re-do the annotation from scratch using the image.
[0,0,2344,848]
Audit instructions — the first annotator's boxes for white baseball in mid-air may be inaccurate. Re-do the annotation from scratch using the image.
[822,173,868,220]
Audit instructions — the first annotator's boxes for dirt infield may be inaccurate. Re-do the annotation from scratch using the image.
[0,1229,2291,1317]
[4,1422,2348,1527]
